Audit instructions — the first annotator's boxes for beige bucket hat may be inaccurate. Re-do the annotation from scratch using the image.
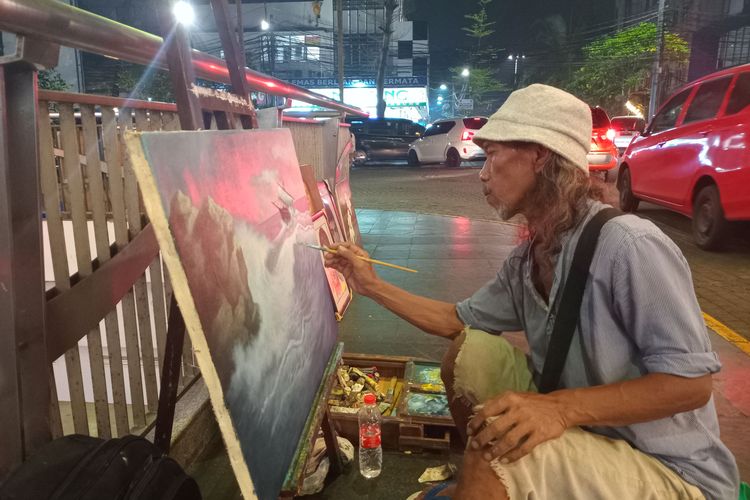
[473,84,592,173]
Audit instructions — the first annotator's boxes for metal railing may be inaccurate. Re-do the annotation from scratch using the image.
[0,0,367,117]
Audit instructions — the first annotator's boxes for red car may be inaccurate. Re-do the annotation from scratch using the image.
[588,106,618,178]
[619,64,750,249]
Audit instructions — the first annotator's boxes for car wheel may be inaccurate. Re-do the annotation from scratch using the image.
[618,168,639,212]
[446,148,461,168]
[692,184,729,250]
[408,149,420,166]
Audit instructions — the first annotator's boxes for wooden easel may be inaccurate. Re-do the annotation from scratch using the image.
[280,343,345,498]
[151,1,343,496]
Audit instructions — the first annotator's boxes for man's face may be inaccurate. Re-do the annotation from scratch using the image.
[479,142,542,220]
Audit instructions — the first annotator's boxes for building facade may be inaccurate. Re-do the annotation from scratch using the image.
[190,0,429,121]
[615,0,750,91]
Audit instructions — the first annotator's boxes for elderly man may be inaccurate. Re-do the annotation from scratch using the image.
[326,84,738,499]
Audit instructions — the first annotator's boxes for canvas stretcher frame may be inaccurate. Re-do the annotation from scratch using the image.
[124,128,342,499]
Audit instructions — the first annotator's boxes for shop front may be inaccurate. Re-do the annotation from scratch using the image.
[288,77,429,124]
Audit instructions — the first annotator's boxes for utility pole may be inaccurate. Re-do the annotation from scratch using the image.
[376,0,398,118]
[336,0,344,101]
[648,0,667,119]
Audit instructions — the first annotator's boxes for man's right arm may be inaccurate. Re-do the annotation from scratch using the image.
[324,243,464,339]
[367,279,464,338]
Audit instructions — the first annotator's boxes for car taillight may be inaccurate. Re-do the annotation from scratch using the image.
[606,128,616,141]
[462,130,475,141]
[593,129,614,145]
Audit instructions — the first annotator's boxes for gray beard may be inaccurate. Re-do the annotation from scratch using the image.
[493,203,519,221]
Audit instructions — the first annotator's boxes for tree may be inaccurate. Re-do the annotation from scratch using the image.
[38,69,69,91]
[566,22,689,112]
[448,0,506,116]
[462,0,498,63]
[115,62,175,102]
[376,0,398,118]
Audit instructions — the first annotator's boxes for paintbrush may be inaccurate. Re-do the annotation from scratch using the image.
[305,243,418,273]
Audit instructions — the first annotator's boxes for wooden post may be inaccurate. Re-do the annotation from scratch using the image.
[153,0,204,454]
[0,35,60,479]
[157,1,202,130]
[210,0,253,128]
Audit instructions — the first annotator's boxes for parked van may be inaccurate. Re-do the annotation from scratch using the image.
[346,117,425,164]
[619,64,750,249]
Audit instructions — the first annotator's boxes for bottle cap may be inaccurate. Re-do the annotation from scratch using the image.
[363,393,376,405]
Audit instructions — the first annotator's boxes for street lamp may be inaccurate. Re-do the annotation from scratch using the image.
[261,19,270,30]
[173,1,195,26]
[439,83,447,91]
[461,68,470,78]
[508,54,525,88]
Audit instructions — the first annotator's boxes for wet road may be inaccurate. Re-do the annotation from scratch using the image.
[350,161,750,340]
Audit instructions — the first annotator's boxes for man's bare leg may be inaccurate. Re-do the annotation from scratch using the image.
[442,331,475,444]
[441,333,509,499]
[454,449,508,500]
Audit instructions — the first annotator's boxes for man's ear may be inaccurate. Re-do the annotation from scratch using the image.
[532,145,551,173]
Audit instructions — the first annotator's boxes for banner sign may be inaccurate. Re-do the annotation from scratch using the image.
[289,76,427,89]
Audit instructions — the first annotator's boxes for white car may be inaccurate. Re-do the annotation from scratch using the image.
[610,116,646,155]
[408,117,487,167]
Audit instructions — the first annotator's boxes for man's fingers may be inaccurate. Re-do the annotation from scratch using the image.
[469,414,513,450]
[485,424,531,461]
[467,395,511,436]
[332,242,370,259]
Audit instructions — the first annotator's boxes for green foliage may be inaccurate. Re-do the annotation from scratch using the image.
[116,63,174,102]
[462,0,495,49]
[462,0,500,65]
[447,0,506,115]
[566,22,689,111]
[38,69,69,91]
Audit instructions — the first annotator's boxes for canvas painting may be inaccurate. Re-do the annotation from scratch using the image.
[317,180,345,244]
[300,164,324,214]
[312,210,351,316]
[332,177,362,245]
[125,129,338,500]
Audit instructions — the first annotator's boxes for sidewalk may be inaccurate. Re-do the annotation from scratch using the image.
[339,209,750,486]
[192,208,749,499]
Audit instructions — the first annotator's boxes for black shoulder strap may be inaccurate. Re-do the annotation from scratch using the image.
[538,207,622,394]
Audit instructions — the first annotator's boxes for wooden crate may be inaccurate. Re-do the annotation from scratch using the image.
[329,353,454,452]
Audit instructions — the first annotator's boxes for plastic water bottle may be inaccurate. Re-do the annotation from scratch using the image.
[358,393,382,478]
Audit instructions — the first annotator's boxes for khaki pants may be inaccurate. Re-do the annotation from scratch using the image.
[452,328,705,500]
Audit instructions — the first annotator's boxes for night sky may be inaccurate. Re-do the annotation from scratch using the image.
[409,0,617,85]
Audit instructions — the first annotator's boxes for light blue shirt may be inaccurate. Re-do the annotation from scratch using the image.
[456,201,739,500]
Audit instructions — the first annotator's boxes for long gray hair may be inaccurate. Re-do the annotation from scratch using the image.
[522,148,604,266]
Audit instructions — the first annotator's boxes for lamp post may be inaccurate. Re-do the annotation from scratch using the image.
[452,68,470,116]
[432,83,447,120]
[507,54,525,89]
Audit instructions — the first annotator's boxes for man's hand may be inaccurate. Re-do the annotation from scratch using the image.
[324,242,380,296]
[467,391,569,463]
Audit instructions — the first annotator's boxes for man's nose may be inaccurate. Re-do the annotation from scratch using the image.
[479,160,490,181]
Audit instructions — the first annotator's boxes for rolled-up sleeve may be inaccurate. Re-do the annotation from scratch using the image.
[612,230,721,377]
[456,259,524,334]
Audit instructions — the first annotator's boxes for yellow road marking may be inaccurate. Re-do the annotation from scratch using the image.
[703,312,750,357]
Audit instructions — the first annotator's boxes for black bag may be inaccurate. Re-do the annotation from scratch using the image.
[538,207,622,394]
[0,434,201,500]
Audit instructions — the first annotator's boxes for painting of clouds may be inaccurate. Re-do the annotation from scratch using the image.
[126,129,338,500]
